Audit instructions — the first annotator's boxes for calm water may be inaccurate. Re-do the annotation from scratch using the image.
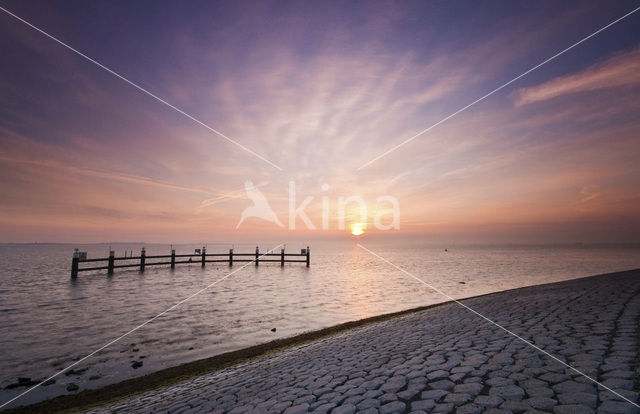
[0,241,639,408]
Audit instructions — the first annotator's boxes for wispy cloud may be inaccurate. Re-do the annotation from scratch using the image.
[579,185,602,203]
[0,155,229,196]
[514,47,640,106]
[193,181,270,213]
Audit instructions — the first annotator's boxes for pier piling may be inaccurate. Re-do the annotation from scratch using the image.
[108,250,115,275]
[255,246,259,266]
[201,246,206,268]
[281,248,285,267]
[306,246,310,267]
[229,248,233,266]
[71,253,79,279]
[140,248,146,272]
[170,249,175,269]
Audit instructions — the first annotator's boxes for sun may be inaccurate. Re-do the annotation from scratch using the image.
[350,222,366,236]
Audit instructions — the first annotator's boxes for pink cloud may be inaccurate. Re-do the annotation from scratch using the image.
[514,47,640,106]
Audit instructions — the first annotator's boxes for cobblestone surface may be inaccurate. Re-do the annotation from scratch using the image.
[90,270,640,413]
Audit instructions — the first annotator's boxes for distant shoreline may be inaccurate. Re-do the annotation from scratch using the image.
[3,268,639,414]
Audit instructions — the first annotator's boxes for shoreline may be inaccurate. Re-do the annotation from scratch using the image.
[4,268,639,413]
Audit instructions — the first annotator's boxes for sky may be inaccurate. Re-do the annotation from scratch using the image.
[0,0,639,243]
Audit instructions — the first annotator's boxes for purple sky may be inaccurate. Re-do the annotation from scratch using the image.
[1,1,639,243]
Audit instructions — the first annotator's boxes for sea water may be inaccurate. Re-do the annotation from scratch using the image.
[0,240,639,408]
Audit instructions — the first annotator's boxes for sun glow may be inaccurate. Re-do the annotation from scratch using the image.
[350,223,366,236]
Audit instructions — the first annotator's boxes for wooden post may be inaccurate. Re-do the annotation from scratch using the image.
[255,246,259,266]
[71,250,79,279]
[140,248,146,272]
[306,246,310,267]
[281,248,285,267]
[108,250,115,275]
[201,246,206,267]
[171,249,175,269]
[229,248,233,266]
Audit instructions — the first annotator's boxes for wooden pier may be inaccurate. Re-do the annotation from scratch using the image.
[71,246,310,278]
